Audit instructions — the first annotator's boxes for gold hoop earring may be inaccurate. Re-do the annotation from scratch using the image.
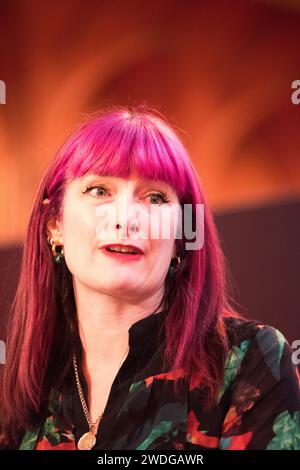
[48,237,64,264]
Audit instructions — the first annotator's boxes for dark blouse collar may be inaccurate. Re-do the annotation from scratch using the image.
[75,309,168,356]
[128,309,168,347]
[67,309,168,392]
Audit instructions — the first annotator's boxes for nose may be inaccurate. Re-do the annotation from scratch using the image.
[114,195,141,237]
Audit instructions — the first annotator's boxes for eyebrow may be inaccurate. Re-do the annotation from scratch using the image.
[81,174,172,189]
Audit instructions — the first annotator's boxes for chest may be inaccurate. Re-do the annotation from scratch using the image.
[84,367,122,429]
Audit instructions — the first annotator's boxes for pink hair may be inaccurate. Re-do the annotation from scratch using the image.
[0,104,241,447]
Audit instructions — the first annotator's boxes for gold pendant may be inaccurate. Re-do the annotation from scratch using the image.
[77,431,96,450]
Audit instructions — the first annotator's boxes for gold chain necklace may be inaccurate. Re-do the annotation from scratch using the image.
[72,346,129,450]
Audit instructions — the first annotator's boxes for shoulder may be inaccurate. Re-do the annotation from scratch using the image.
[223,314,293,364]
[221,313,300,410]
[223,314,265,347]
[220,314,300,404]
[222,314,299,378]
[219,315,300,449]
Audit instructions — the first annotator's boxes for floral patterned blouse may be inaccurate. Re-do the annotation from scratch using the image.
[18,311,300,450]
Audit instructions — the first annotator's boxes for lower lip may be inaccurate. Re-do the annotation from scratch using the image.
[100,248,144,262]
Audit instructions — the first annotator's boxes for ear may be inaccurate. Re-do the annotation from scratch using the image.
[46,216,64,243]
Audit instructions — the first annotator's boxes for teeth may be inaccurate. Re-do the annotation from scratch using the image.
[107,246,137,254]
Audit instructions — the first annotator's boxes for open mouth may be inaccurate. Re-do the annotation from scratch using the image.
[101,247,143,261]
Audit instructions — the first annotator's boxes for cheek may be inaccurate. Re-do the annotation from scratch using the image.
[62,204,96,262]
[149,240,175,271]
[146,205,180,241]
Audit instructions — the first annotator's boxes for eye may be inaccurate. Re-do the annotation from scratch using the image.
[83,184,110,198]
[83,185,171,205]
[147,192,170,205]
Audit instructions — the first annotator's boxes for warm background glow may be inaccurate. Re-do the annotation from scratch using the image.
[0,0,299,246]
[0,0,299,343]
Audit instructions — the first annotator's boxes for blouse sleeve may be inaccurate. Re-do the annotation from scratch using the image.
[219,324,300,450]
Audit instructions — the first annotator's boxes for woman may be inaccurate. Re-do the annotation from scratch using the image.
[0,105,299,450]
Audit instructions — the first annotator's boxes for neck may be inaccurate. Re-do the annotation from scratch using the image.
[73,279,165,365]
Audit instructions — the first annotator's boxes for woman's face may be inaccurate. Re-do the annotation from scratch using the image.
[48,171,181,301]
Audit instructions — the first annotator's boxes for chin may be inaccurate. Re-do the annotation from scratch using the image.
[97,276,138,290]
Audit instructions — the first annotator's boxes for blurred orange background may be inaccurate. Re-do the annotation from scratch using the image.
[0,0,300,344]
[0,0,299,246]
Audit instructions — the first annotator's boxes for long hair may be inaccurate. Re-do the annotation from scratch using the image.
[0,104,240,447]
